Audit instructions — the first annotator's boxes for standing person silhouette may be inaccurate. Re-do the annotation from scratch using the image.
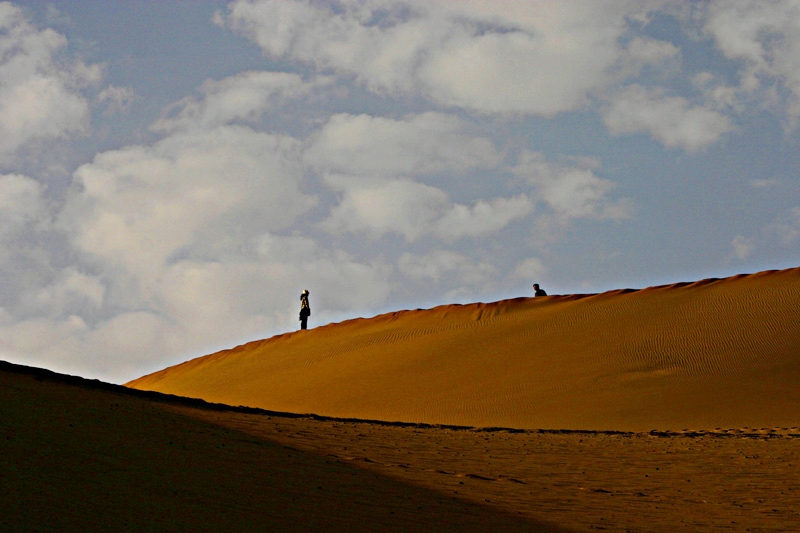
[299,289,310,330]
[533,283,547,297]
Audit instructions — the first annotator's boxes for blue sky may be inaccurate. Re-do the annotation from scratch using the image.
[2,0,799,383]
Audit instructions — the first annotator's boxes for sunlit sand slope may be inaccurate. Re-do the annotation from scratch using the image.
[128,268,800,431]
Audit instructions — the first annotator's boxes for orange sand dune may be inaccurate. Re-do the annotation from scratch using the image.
[128,267,800,431]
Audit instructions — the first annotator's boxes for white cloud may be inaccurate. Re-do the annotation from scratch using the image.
[398,250,494,285]
[434,195,532,241]
[152,71,330,132]
[0,315,91,374]
[416,1,635,115]
[310,111,527,242]
[614,36,681,81]
[221,1,447,94]
[21,268,105,318]
[0,3,100,163]
[0,173,46,235]
[510,257,547,281]
[0,302,165,380]
[60,125,316,280]
[322,175,531,242]
[97,85,136,115]
[704,0,800,123]
[0,174,50,279]
[515,151,632,220]
[730,235,754,260]
[306,112,500,177]
[221,0,645,115]
[44,4,71,26]
[603,85,733,151]
[321,176,448,241]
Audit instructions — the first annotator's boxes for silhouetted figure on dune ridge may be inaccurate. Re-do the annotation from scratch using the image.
[299,289,310,330]
[533,283,547,297]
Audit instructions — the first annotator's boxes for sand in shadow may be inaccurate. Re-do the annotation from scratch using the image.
[0,362,568,532]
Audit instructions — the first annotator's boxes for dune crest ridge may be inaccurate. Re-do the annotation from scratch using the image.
[127,267,800,431]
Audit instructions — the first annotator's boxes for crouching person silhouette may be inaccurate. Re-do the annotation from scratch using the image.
[299,289,311,330]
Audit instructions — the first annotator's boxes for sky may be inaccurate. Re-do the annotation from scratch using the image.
[2,0,800,384]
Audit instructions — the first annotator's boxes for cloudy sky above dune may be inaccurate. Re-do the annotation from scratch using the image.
[2,0,800,383]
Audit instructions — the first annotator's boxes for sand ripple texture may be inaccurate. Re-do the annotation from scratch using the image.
[127,267,800,431]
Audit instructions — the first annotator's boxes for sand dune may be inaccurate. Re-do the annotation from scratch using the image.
[128,267,800,431]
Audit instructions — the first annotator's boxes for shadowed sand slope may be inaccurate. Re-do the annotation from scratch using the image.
[0,362,550,532]
[128,268,800,431]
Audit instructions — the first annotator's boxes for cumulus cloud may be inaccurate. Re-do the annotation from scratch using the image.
[0,173,50,281]
[0,173,47,235]
[2,308,202,381]
[515,152,632,220]
[510,257,547,281]
[704,0,800,123]
[0,315,92,374]
[310,111,529,242]
[152,71,330,132]
[220,0,776,150]
[602,85,733,151]
[321,175,531,242]
[60,125,315,280]
[321,176,447,241]
[220,0,644,115]
[306,112,500,177]
[398,250,494,285]
[0,3,101,164]
[20,268,105,318]
[97,85,136,115]
[730,235,755,261]
[613,36,681,81]
[433,195,532,241]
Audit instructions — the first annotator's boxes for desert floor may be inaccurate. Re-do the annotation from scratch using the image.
[3,361,799,532]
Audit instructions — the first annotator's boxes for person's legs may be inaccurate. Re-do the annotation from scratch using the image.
[300,318,307,330]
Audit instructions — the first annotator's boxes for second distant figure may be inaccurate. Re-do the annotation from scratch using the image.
[299,289,311,330]
[533,283,547,297]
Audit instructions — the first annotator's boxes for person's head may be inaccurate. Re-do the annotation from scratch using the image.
[533,284,539,290]
[302,289,309,295]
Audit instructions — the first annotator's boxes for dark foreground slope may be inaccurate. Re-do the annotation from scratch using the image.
[0,361,553,532]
